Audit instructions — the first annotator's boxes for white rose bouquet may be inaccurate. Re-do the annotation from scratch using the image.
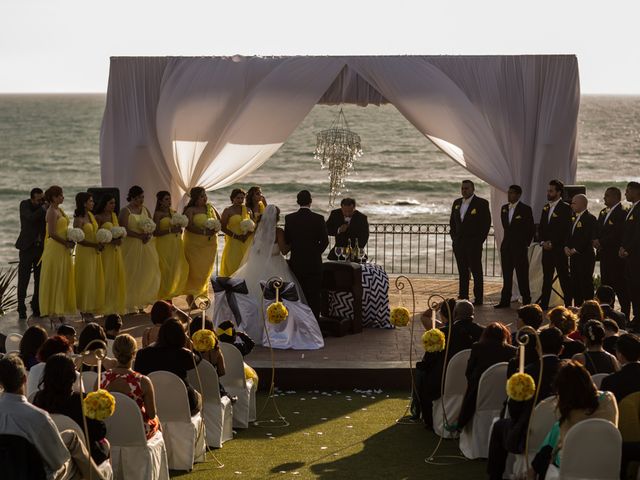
[240,218,256,234]
[67,227,85,243]
[96,228,113,244]
[110,226,127,239]
[170,213,189,228]
[205,218,221,233]
[138,218,156,235]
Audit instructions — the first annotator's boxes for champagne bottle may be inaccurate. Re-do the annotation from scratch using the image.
[353,238,361,262]
[346,238,352,261]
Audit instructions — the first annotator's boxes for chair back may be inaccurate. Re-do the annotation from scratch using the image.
[187,360,221,402]
[560,418,621,480]
[219,343,246,390]
[148,371,191,423]
[618,392,640,442]
[5,333,22,353]
[0,434,46,480]
[528,396,559,450]
[592,373,609,389]
[81,371,98,391]
[104,392,148,446]
[26,362,45,398]
[443,349,471,397]
[476,362,508,411]
[50,413,86,443]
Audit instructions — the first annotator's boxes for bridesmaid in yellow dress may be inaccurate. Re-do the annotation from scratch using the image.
[220,188,252,277]
[246,186,267,223]
[39,185,76,320]
[94,193,126,315]
[183,186,220,304]
[154,190,189,300]
[118,186,161,312]
[73,192,105,320]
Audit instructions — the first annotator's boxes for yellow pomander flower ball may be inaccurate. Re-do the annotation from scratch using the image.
[390,306,411,327]
[192,329,218,352]
[506,372,536,401]
[267,301,288,324]
[422,328,446,352]
[83,389,116,420]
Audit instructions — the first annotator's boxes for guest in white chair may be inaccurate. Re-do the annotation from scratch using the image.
[19,325,48,371]
[217,320,259,388]
[572,320,619,374]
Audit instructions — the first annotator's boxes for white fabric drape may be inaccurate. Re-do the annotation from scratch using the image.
[101,55,579,223]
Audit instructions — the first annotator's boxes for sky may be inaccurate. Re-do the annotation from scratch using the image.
[1,0,639,94]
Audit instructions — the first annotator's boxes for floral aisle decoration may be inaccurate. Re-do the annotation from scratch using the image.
[192,329,218,352]
[422,328,446,353]
[390,306,411,327]
[83,389,116,420]
[506,333,536,401]
[267,301,288,325]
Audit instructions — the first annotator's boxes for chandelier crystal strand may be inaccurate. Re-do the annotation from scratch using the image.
[314,107,363,206]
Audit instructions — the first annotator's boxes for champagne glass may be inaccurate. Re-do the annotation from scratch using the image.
[335,246,344,261]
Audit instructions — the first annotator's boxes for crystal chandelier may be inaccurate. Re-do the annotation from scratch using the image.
[314,107,363,206]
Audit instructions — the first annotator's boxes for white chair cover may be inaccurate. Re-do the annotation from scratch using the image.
[186,360,233,447]
[592,373,609,389]
[81,371,98,391]
[557,418,621,480]
[219,343,257,428]
[5,333,22,353]
[432,349,471,439]
[26,362,45,398]
[104,392,169,480]
[148,371,206,471]
[210,278,261,342]
[460,362,509,459]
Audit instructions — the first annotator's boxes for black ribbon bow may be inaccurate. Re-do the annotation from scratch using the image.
[211,277,249,327]
[259,281,299,302]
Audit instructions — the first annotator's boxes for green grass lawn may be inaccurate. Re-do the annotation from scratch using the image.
[172,390,485,479]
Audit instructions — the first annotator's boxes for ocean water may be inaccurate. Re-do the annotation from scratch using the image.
[0,94,639,265]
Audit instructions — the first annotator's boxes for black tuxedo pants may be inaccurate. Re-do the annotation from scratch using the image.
[540,247,571,308]
[569,254,595,306]
[17,244,43,316]
[500,245,531,304]
[625,254,640,321]
[294,270,322,320]
[453,241,484,301]
[602,253,631,317]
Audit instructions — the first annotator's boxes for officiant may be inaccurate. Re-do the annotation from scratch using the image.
[326,198,369,260]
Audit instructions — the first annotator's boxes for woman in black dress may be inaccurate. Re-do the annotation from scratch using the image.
[572,320,619,374]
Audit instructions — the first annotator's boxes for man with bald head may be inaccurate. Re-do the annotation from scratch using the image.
[565,193,598,305]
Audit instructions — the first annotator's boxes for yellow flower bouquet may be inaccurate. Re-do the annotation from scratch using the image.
[83,389,116,420]
[422,328,446,352]
[390,306,411,327]
[192,329,218,352]
[506,372,536,401]
[267,301,288,324]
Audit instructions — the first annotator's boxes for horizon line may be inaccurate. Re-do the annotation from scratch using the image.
[1,91,639,96]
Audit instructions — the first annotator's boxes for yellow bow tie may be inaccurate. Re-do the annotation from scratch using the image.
[216,327,234,337]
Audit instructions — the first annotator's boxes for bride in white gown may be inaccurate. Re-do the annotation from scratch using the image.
[231,205,324,350]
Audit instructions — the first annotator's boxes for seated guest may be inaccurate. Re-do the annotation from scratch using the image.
[37,335,72,363]
[0,355,106,480]
[573,299,604,339]
[142,300,173,347]
[572,319,619,374]
[511,304,545,345]
[457,322,516,429]
[189,319,225,378]
[216,320,259,387]
[100,334,160,439]
[548,306,585,359]
[56,324,78,353]
[33,354,110,465]
[326,197,369,260]
[134,319,202,415]
[601,333,640,403]
[531,361,618,478]
[103,314,122,356]
[76,323,117,372]
[596,285,628,329]
[18,325,48,370]
[487,327,564,480]
[602,319,621,355]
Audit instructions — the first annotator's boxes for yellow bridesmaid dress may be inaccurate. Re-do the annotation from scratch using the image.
[220,205,251,277]
[156,212,189,300]
[39,209,76,316]
[183,209,218,297]
[121,207,161,311]
[100,212,126,315]
[75,212,105,314]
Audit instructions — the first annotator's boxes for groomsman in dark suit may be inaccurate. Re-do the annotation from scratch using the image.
[564,194,597,306]
[326,198,369,260]
[285,190,329,320]
[495,185,535,308]
[594,186,629,315]
[537,179,573,309]
[449,180,492,305]
[620,181,640,324]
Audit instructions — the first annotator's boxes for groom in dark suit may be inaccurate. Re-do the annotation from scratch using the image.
[449,180,492,305]
[285,190,329,320]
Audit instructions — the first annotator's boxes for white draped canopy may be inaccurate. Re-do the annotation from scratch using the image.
[100,55,580,228]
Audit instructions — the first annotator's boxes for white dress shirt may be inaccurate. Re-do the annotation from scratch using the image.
[571,210,585,235]
[547,198,561,222]
[460,194,475,221]
[604,202,620,224]
[508,201,519,224]
[627,200,640,220]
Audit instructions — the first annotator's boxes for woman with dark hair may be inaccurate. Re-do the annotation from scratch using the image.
[531,361,617,477]
[142,300,174,347]
[548,306,585,359]
[19,325,48,370]
[95,193,126,315]
[134,318,202,415]
[33,354,110,464]
[183,186,220,303]
[220,188,252,276]
[73,192,105,320]
[246,186,267,222]
[76,323,116,372]
[118,185,160,312]
[37,335,72,362]
[572,320,619,374]
[153,191,188,300]
[575,300,605,338]
[39,185,76,320]
[458,322,516,429]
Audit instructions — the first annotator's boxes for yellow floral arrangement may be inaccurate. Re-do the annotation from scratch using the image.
[422,328,446,353]
[192,329,218,352]
[267,301,288,324]
[390,306,411,327]
[506,372,536,401]
[83,389,116,420]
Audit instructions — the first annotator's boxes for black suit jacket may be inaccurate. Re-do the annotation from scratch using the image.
[538,200,572,249]
[15,199,46,250]
[622,202,640,256]
[600,362,640,403]
[285,208,329,274]
[566,210,597,258]
[600,304,628,329]
[326,209,369,249]
[500,202,534,251]
[465,341,517,386]
[595,204,627,259]
[449,195,491,245]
